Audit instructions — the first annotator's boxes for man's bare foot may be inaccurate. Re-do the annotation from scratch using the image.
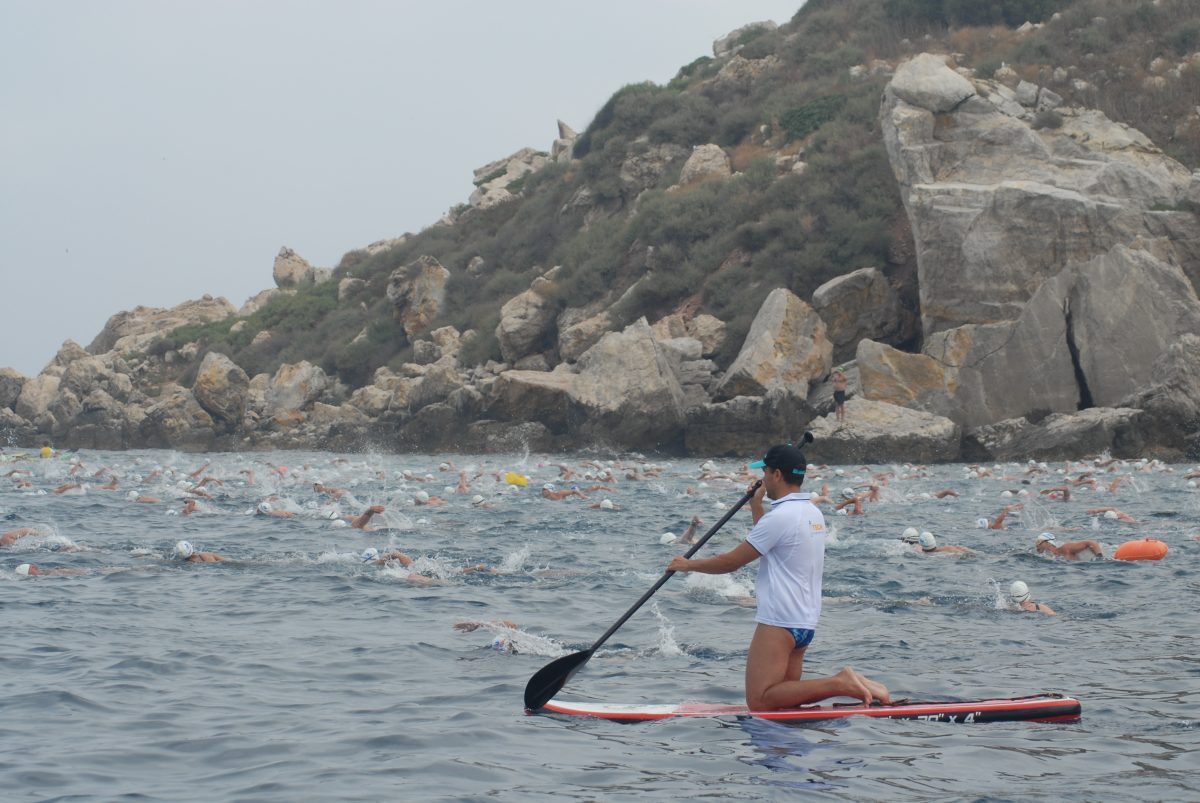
[853,670,891,705]
[834,666,874,704]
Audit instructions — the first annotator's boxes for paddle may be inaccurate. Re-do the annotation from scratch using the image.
[523,481,762,711]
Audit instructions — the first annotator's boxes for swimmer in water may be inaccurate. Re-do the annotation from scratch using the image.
[413,490,447,507]
[985,503,1022,530]
[1009,580,1056,616]
[14,563,86,577]
[588,498,619,511]
[1040,486,1071,502]
[350,504,386,530]
[677,515,703,545]
[540,484,587,501]
[174,540,227,563]
[1086,507,1138,524]
[0,527,42,548]
[916,532,974,555]
[1034,532,1103,560]
[256,501,294,518]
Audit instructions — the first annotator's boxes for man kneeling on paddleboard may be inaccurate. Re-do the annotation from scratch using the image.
[668,442,890,711]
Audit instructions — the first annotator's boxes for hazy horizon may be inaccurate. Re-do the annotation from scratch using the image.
[1,0,803,378]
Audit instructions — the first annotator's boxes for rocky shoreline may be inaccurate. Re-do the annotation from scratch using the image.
[3,53,1199,463]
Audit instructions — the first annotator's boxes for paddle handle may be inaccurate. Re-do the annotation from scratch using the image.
[586,481,761,654]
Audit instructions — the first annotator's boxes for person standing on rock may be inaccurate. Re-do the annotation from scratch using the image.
[832,370,848,424]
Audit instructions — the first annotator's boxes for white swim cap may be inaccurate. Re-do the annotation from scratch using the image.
[834,468,845,476]
[660,533,677,545]
[471,494,484,505]
[599,499,614,510]
[415,490,430,503]
[1103,510,1118,520]
[126,490,138,500]
[542,483,555,492]
[439,462,450,471]
[1001,490,1013,498]
[1036,532,1056,544]
[1009,580,1031,603]
[15,563,31,576]
[324,509,339,520]
[257,501,272,514]
[976,517,989,528]
[331,519,348,528]
[175,540,194,559]
[842,487,856,499]
[901,527,919,543]
[919,532,937,551]
[701,461,715,472]
[361,548,379,563]
[835,507,848,516]
[402,470,414,479]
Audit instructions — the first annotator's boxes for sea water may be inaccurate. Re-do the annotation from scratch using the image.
[1,449,1197,800]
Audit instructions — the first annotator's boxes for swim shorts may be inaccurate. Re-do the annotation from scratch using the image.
[786,627,815,649]
[833,390,846,404]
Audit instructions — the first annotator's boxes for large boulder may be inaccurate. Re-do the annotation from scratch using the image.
[496,275,559,363]
[964,408,1146,461]
[14,374,60,422]
[684,389,815,456]
[881,53,1194,337]
[45,340,90,370]
[265,361,329,417]
[491,318,687,449]
[140,385,215,451]
[407,363,464,412]
[386,255,451,340]
[273,247,315,288]
[88,295,237,355]
[0,368,27,411]
[558,310,612,363]
[889,53,976,113]
[192,352,250,428]
[713,289,832,401]
[812,268,911,361]
[678,144,731,185]
[59,355,132,403]
[64,389,137,450]
[1118,333,1200,450]
[806,399,961,464]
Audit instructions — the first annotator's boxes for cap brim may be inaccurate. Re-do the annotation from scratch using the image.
[749,459,767,469]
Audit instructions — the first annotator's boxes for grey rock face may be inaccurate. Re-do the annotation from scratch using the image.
[192,352,250,428]
[965,408,1146,461]
[882,54,1193,337]
[386,255,451,340]
[714,288,832,401]
[0,368,28,411]
[889,53,976,113]
[496,276,559,364]
[812,268,911,362]
[806,399,961,464]
[265,361,329,417]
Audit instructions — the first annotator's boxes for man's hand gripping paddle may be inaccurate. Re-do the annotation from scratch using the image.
[523,481,762,711]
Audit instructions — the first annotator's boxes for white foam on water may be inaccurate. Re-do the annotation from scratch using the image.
[648,601,685,657]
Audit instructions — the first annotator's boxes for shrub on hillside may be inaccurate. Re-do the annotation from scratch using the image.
[781,95,848,141]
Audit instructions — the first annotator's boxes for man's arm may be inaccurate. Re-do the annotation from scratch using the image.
[669,540,761,575]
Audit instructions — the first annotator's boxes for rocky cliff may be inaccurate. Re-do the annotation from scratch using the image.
[4,2,1200,462]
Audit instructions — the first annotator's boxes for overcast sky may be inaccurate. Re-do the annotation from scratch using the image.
[0,1,803,378]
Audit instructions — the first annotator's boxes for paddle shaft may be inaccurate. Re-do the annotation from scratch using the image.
[584,482,761,655]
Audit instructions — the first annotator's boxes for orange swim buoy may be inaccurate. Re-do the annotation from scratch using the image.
[1114,538,1168,561]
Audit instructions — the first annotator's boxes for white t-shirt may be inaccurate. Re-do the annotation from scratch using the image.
[745,491,826,629]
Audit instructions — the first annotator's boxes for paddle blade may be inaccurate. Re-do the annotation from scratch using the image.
[524,649,593,711]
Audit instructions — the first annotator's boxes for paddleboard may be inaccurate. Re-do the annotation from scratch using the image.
[540,693,1080,724]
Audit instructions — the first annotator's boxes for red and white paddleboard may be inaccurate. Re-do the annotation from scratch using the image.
[540,693,1080,724]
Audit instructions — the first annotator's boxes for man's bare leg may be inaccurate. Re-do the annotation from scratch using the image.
[745,624,891,710]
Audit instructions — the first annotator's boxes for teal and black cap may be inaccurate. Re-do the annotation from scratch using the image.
[749,443,807,478]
